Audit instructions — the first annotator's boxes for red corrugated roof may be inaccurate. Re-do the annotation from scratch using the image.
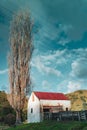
[34,91,69,100]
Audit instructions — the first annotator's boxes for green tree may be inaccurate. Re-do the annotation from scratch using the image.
[8,11,33,124]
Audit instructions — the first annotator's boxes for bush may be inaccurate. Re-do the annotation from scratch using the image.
[0,116,4,123]
[4,113,16,126]
[22,110,27,122]
[78,90,83,94]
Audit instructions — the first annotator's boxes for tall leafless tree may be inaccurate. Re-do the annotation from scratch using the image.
[8,11,33,124]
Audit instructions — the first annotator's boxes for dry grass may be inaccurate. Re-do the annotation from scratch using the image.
[66,90,87,111]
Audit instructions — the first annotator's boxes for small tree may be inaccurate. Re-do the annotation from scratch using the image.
[8,11,33,124]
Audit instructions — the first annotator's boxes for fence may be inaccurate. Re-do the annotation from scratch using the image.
[43,110,87,121]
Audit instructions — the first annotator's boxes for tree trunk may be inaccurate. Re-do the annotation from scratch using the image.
[16,110,21,124]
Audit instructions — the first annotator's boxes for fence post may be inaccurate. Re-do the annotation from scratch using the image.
[59,113,62,121]
[78,111,80,121]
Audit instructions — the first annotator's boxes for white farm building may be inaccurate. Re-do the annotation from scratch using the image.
[27,91,71,123]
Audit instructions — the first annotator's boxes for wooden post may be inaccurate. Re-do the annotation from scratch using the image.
[59,113,62,121]
[78,111,80,121]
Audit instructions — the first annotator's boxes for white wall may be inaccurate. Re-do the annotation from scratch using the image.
[27,93,40,123]
[40,100,71,111]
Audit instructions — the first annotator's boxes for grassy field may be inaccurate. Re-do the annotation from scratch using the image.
[5,121,87,130]
[0,125,9,130]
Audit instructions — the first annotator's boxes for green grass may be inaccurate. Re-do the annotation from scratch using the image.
[6,121,87,130]
[0,125,9,130]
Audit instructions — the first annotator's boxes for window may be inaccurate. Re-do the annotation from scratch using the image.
[66,107,68,111]
[31,108,33,113]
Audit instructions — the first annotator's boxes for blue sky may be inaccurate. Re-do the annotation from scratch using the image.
[0,0,87,93]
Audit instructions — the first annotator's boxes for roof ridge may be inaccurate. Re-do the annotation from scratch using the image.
[34,91,63,94]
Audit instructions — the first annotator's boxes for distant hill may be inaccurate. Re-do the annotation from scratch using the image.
[66,90,87,111]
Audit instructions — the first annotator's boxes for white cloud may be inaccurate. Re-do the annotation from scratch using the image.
[0,69,8,75]
[71,58,87,78]
[72,48,87,58]
[57,78,86,94]
[40,53,55,61]
[31,55,62,77]
[40,49,68,65]
[39,22,70,40]
[67,81,81,93]
[58,38,70,46]
[33,20,72,49]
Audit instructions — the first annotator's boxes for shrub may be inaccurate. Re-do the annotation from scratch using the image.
[22,110,27,122]
[78,90,83,94]
[0,116,4,123]
[80,96,86,102]
[4,113,16,126]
